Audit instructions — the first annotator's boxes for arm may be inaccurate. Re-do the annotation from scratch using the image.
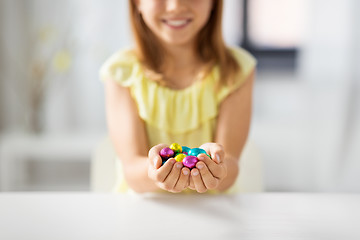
[105,78,157,192]
[189,69,255,192]
[215,68,255,191]
[104,79,189,193]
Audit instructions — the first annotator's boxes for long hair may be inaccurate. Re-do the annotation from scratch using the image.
[128,0,240,86]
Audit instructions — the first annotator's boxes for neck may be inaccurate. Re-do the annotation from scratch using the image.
[155,41,206,88]
[161,43,201,73]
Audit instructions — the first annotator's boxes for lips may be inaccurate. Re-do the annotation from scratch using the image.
[162,19,192,28]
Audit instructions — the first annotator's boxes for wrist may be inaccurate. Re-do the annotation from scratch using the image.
[216,156,239,191]
[122,156,159,193]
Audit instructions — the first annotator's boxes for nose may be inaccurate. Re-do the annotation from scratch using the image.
[166,0,185,12]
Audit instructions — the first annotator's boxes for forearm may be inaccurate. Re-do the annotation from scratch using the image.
[120,156,159,193]
[216,156,239,191]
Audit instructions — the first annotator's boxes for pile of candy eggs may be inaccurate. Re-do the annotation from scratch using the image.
[159,143,210,169]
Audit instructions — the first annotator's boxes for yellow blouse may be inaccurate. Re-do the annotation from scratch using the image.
[100,46,257,193]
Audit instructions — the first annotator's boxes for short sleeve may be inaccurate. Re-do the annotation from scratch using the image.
[99,49,139,87]
[216,47,257,103]
[231,47,257,80]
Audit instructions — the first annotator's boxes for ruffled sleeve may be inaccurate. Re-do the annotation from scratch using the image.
[99,49,140,87]
[216,47,257,103]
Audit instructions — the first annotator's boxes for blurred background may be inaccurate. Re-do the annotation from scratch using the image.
[0,0,359,192]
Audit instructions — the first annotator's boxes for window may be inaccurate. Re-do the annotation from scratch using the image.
[241,0,307,71]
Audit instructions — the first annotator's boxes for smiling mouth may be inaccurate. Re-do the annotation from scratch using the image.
[162,19,192,28]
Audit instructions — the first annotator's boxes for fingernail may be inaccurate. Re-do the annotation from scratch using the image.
[176,163,182,169]
[197,163,204,169]
[183,169,189,175]
[216,154,221,163]
[154,158,158,167]
[192,170,199,176]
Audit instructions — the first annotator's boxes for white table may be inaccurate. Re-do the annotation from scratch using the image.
[0,193,359,240]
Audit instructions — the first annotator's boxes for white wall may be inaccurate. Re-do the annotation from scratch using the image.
[336,0,360,192]
[222,0,243,45]
[252,0,360,192]
[39,0,133,134]
[0,0,29,132]
[0,0,132,134]
[0,0,4,130]
[297,0,358,191]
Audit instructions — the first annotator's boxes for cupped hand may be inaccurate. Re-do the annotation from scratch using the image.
[148,144,190,193]
[188,143,227,193]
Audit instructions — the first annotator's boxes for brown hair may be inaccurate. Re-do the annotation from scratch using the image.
[129,0,240,86]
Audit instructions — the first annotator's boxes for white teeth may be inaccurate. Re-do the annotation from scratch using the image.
[166,20,188,27]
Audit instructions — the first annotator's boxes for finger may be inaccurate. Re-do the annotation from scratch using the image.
[161,161,183,191]
[191,168,207,193]
[148,143,168,158]
[197,154,224,178]
[199,143,224,164]
[151,155,163,170]
[150,158,176,182]
[188,176,195,190]
[196,161,219,190]
[173,167,190,192]
[148,144,168,169]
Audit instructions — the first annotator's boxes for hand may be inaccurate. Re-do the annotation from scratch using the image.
[148,144,190,193]
[188,143,227,193]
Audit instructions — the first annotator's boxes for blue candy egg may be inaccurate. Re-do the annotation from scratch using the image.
[188,148,207,157]
[181,146,191,154]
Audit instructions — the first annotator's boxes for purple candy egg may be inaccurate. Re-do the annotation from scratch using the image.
[182,155,198,169]
[160,147,175,160]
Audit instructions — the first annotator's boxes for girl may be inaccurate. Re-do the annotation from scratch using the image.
[100,0,256,194]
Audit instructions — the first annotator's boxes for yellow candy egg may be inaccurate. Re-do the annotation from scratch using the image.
[170,143,182,154]
[175,153,186,162]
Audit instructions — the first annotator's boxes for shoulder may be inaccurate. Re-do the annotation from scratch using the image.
[102,48,138,65]
[227,46,257,76]
[214,46,256,103]
[99,48,140,87]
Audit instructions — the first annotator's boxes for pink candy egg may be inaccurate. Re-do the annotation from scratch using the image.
[182,155,198,169]
[160,147,175,159]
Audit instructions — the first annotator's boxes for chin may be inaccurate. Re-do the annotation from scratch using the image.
[163,36,195,47]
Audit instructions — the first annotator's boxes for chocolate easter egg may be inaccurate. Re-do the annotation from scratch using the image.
[181,146,191,155]
[160,147,174,160]
[188,148,207,157]
[169,143,182,154]
[175,153,186,162]
[182,156,198,169]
